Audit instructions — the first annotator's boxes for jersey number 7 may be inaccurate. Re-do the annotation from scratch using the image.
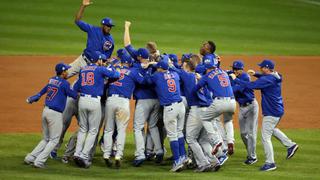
[46,87,58,101]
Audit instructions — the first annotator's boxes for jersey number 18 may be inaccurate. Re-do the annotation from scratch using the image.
[81,72,95,86]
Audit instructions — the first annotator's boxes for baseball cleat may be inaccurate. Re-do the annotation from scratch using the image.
[133,158,145,167]
[211,142,222,155]
[145,153,155,161]
[218,154,229,166]
[61,156,69,164]
[227,143,234,155]
[104,158,113,167]
[33,163,46,169]
[260,163,277,171]
[155,153,164,164]
[170,161,184,172]
[50,151,58,159]
[73,156,84,168]
[244,157,257,165]
[24,158,33,165]
[210,162,221,172]
[287,144,299,159]
[115,157,121,168]
[194,164,212,173]
[83,159,92,169]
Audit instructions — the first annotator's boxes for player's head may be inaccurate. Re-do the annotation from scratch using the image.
[200,41,216,56]
[55,63,71,79]
[155,55,169,72]
[258,59,275,74]
[137,48,150,64]
[183,55,199,72]
[146,42,160,62]
[101,17,115,34]
[120,53,133,67]
[168,54,179,68]
[231,60,244,76]
[90,51,105,66]
[116,48,127,59]
[203,54,218,73]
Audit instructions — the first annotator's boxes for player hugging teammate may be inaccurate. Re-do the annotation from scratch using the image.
[24,0,299,173]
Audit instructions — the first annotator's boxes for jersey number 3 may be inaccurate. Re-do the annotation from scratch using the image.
[81,72,95,86]
[167,79,176,92]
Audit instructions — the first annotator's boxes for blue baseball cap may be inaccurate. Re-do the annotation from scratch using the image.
[101,17,115,27]
[258,59,275,69]
[120,53,133,65]
[181,53,192,63]
[231,60,244,69]
[203,54,218,69]
[137,48,149,60]
[155,55,169,70]
[98,53,107,62]
[55,63,71,74]
[117,48,126,58]
[168,54,178,63]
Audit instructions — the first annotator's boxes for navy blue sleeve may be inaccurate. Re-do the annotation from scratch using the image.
[38,84,48,97]
[234,76,273,90]
[131,69,146,84]
[194,76,207,91]
[75,20,92,32]
[125,45,138,61]
[254,73,263,78]
[101,67,121,79]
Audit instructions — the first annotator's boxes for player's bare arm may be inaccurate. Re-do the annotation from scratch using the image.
[75,0,92,22]
[124,21,132,46]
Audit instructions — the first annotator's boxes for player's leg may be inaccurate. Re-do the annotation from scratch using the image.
[114,98,130,166]
[212,117,227,152]
[103,98,116,160]
[239,106,249,153]
[147,100,163,159]
[133,100,150,161]
[74,97,89,158]
[34,109,63,167]
[67,54,88,78]
[176,102,187,162]
[62,130,78,163]
[222,99,236,155]
[198,129,220,167]
[24,108,50,164]
[79,98,101,162]
[261,116,280,170]
[186,107,211,170]
[246,100,259,163]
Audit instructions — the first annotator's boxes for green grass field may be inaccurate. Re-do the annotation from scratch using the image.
[0,0,320,55]
[0,129,319,180]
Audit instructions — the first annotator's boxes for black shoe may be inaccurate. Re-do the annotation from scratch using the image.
[133,159,145,167]
[155,154,164,164]
[104,158,113,167]
[115,157,121,168]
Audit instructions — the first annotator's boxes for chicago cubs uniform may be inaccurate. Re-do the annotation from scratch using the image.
[24,63,78,168]
[73,56,120,168]
[232,60,298,171]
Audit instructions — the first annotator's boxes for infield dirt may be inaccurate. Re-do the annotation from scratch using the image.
[1,56,319,133]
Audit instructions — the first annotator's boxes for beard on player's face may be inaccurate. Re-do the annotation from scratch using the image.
[102,25,112,34]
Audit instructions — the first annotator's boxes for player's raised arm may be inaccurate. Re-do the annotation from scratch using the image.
[124,21,132,46]
[75,0,92,23]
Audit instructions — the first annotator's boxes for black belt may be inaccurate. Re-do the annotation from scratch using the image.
[82,53,92,64]
[80,93,100,98]
[164,100,182,107]
[239,100,254,107]
[108,94,130,99]
[215,97,235,100]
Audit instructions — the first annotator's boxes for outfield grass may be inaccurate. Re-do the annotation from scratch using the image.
[0,129,319,180]
[0,0,319,55]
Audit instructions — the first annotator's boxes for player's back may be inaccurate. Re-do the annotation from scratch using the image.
[108,66,136,99]
[206,68,234,98]
[44,76,70,113]
[152,71,182,106]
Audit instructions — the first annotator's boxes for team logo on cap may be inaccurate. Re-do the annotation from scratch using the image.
[103,40,113,51]
[204,59,211,64]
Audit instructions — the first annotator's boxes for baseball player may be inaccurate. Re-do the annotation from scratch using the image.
[230,59,299,171]
[103,52,147,168]
[228,60,259,164]
[73,53,120,168]
[24,63,78,168]
[124,21,163,166]
[144,55,186,172]
[171,57,221,172]
[68,0,115,78]
[194,54,236,157]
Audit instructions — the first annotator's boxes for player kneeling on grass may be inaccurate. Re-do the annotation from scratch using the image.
[230,60,299,171]
[73,52,120,169]
[144,55,187,172]
[24,63,78,168]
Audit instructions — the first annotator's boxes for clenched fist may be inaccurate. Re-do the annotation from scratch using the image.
[247,69,255,76]
[82,0,92,6]
[125,21,131,29]
[229,73,236,80]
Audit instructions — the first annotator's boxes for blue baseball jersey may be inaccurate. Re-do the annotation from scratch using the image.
[234,72,284,117]
[195,68,234,98]
[145,70,182,106]
[76,20,114,59]
[74,64,120,97]
[36,76,78,113]
[230,72,255,105]
[125,45,139,62]
[107,66,145,99]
